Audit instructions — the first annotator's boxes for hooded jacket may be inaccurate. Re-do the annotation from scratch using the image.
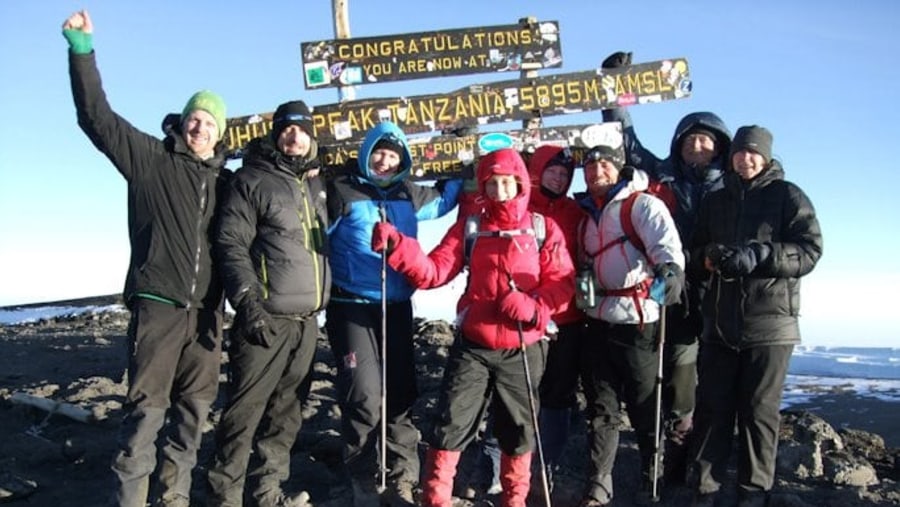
[578,169,684,325]
[526,145,587,325]
[604,107,732,244]
[326,122,462,303]
[385,148,575,349]
[690,161,822,349]
[69,52,229,310]
[215,136,331,316]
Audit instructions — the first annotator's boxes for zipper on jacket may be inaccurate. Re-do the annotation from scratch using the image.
[296,175,323,309]
[188,175,210,310]
[260,252,270,300]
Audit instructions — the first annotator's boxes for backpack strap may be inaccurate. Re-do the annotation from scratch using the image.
[619,192,646,257]
[463,212,546,267]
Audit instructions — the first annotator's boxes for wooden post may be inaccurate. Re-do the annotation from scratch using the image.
[519,16,542,132]
[332,0,355,102]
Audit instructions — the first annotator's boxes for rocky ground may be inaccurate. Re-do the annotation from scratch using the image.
[0,296,898,506]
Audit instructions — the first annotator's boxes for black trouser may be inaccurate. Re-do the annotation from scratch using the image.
[581,318,661,503]
[661,304,699,423]
[431,337,547,456]
[325,300,420,484]
[207,316,318,507]
[112,299,222,507]
[537,321,589,469]
[690,341,793,496]
[538,320,590,409]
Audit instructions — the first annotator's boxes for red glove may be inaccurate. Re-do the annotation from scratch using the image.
[499,291,538,324]
[371,221,401,253]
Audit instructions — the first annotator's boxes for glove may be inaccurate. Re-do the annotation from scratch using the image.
[653,262,684,306]
[61,11,94,54]
[704,243,734,270]
[371,221,401,254]
[235,298,274,347]
[499,291,539,325]
[718,242,771,277]
[601,51,632,69]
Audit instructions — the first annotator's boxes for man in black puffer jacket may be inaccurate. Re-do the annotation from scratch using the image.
[63,10,230,507]
[207,100,330,507]
[688,126,823,507]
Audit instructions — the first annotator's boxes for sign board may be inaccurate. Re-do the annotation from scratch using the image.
[223,112,274,155]
[310,58,691,144]
[319,122,623,181]
[301,20,562,89]
[223,59,688,153]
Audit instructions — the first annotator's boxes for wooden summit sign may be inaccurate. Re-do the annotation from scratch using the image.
[223,58,690,152]
[309,58,691,144]
[301,20,562,89]
[319,122,623,180]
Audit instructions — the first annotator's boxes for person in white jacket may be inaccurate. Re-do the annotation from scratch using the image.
[575,145,685,506]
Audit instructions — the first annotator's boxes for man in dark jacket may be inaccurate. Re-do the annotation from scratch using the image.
[207,101,330,507]
[601,51,733,484]
[63,10,230,507]
[689,126,822,507]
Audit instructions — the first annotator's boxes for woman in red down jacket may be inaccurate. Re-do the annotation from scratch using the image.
[526,145,589,486]
[371,148,574,507]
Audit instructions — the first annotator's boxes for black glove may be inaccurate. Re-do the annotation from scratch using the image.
[704,243,734,269]
[235,298,275,348]
[654,262,684,306]
[718,242,771,277]
[601,51,633,69]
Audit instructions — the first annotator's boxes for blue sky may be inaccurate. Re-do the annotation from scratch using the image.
[1,1,898,346]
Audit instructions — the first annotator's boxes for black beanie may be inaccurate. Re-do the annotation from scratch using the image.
[583,145,624,170]
[272,100,314,140]
[373,137,405,157]
[730,125,773,163]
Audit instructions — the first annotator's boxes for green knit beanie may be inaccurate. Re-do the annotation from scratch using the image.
[181,90,227,140]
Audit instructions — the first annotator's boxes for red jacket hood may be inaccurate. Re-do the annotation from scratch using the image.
[477,148,531,229]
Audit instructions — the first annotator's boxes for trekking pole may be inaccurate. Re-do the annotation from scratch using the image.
[508,277,552,507]
[378,204,388,495]
[651,306,666,502]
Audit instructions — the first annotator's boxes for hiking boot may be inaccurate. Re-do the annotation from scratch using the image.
[381,479,416,507]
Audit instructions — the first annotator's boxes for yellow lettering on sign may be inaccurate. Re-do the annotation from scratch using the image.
[462,34,472,49]
[519,29,533,45]
[421,159,460,175]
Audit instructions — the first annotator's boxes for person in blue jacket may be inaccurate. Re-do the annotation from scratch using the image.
[324,121,462,506]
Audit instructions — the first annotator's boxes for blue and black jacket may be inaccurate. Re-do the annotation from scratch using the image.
[326,122,462,303]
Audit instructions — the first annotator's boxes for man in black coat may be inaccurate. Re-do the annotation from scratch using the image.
[689,126,823,507]
[63,10,230,507]
[207,100,330,507]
